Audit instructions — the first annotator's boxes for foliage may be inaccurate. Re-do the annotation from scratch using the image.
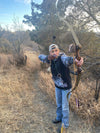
[23,0,100,44]
[69,0,100,30]
[23,0,71,47]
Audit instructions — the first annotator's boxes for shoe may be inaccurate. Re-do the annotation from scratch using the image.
[52,119,61,124]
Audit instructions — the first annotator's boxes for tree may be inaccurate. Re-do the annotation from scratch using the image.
[23,0,73,49]
[65,0,100,31]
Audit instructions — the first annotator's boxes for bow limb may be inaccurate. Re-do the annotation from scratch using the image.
[67,72,81,100]
[58,15,81,49]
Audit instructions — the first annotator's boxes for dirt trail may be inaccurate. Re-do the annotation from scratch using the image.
[0,67,99,133]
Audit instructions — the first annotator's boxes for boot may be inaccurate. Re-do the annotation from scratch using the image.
[52,118,61,124]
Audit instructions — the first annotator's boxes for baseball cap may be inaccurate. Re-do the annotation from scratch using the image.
[49,44,59,51]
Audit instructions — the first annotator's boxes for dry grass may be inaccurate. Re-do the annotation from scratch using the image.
[70,81,100,123]
[0,67,34,132]
[0,54,13,70]
[24,51,41,72]
[39,71,55,102]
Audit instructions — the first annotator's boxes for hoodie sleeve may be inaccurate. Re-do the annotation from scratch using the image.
[38,54,50,63]
[61,54,74,67]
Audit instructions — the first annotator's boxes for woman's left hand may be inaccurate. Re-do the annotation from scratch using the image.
[75,57,84,67]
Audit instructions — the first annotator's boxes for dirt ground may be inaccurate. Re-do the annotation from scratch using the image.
[0,67,100,133]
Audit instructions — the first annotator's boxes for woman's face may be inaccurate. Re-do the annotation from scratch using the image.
[49,48,60,59]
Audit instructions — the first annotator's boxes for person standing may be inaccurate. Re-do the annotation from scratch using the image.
[38,44,83,132]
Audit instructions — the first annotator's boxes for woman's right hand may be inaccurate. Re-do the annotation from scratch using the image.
[48,55,56,60]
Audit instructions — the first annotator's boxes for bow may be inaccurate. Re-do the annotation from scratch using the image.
[55,0,82,99]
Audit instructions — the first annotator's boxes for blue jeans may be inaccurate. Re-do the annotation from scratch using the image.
[55,87,71,128]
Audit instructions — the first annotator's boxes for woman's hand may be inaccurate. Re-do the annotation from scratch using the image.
[75,57,84,67]
[48,55,57,60]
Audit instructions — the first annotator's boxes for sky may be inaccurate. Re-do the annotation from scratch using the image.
[0,0,43,31]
